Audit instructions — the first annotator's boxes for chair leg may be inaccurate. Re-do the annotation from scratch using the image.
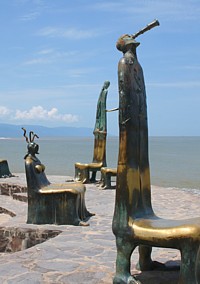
[100,171,106,188]
[137,245,166,271]
[78,191,95,220]
[113,237,140,284]
[195,246,200,283]
[90,171,97,182]
[137,245,153,271]
[179,243,199,284]
[75,167,89,183]
[100,170,112,189]
[103,173,112,189]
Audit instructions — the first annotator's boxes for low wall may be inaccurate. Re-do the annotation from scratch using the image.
[0,183,27,196]
[0,227,61,253]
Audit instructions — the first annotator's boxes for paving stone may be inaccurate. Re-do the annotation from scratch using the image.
[0,173,199,283]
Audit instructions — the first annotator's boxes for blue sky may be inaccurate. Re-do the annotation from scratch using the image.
[0,0,200,136]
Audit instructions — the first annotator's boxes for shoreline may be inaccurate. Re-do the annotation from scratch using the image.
[1,136,200,190]
[1,173,200,195]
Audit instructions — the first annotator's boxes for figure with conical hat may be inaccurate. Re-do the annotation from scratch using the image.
[112,31,200,284]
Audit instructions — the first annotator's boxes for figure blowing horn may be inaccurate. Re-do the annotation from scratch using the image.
[106,20,160,114]
[131,19,160,39]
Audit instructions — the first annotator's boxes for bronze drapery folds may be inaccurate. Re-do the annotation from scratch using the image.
[112,21,200,284]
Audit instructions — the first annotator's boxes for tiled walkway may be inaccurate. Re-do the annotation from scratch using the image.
[0,174,199,283]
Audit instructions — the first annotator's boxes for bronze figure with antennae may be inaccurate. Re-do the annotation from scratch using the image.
[22,128,94,225]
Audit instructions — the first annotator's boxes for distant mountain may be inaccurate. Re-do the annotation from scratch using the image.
[0,123,93,138]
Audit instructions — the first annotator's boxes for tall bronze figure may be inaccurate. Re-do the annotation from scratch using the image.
[75,80,110,183]
[112,21,200,284]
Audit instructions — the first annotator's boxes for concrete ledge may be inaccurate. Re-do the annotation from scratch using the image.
[0,226,61,253]
[12,192,27,203]
[0,183,27,196]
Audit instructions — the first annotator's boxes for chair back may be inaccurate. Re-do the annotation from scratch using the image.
[92,80,110,166]
[113,51,154,234]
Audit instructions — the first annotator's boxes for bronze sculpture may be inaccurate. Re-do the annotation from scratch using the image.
[112,21,200,284]
[100,167,117,189]
[0,159,13,178]
[22,128,94,225]
[74,80,110,183]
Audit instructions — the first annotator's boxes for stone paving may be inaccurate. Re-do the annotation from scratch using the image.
[0,174,199,283]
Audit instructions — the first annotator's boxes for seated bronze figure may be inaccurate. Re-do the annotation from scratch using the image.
[74,80,110,183]
[112,22,200,284]
[22,128,94,226]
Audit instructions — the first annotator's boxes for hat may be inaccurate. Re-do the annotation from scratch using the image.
[116,34,140,52]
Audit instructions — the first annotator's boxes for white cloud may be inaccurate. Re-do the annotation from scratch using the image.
[182,65,200,71]
[148,81,200,88]
[23,49,79,66]
[37,27,100,40]
[90,0,200,22]
[37,49,54,55]
[90,2,123,11]
[23,57,51,65]
[20,11,40,21]
[65,67,100,78]
[14,106,78,122]
[0,106,11,116]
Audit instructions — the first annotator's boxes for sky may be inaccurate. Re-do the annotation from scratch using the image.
[0,0,200,136]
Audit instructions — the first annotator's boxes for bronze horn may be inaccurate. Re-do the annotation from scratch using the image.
[132,19,160,39]
[106,107,119,112]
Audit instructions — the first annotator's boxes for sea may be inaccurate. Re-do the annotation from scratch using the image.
[0,136,199,193]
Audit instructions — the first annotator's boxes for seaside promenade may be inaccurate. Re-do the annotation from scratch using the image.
[0,174,199,283]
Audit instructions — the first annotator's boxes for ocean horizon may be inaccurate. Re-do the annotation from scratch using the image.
[0,136,199,193]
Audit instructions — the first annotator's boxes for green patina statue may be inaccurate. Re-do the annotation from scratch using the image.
[74,80,110,183]
[22,128,94,226]
[112,21,200,284]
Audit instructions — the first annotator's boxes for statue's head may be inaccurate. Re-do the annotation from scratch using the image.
[27,142,39,156]
[22,128,39,157]
[116,34,140,53]
[103,81,110,89]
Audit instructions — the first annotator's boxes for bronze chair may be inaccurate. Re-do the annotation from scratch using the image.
[0,159,13,178]
[22,128,94,226]
[100,167,117,189]
[112,27,200,284]
[74,81,110,183]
